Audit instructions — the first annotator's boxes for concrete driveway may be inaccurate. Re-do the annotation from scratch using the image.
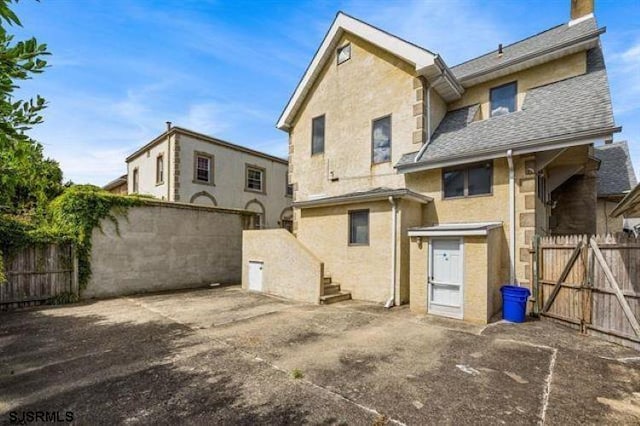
[1,286,639,425]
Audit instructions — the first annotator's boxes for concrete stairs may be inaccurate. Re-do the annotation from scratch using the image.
[320,276,352,304]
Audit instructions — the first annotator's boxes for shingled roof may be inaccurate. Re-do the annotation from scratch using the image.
[397,47,618,171]
[451,17,601,82]
[595,141,638,197]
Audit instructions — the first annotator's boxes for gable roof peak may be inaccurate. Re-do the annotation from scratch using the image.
[276,12,461,131]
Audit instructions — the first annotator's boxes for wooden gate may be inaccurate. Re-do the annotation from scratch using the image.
[0,243,78,311]
[534,234,640,349]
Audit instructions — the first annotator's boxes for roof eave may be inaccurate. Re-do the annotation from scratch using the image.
[126,127,288,165]
[276,12,450,131]
[293,189,432,208]
[397,126,621,173]
[456,28,605,87]
[611,184,640,218]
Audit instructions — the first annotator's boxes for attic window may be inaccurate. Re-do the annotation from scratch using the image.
[337,43,351,64]
[490,81,517,117]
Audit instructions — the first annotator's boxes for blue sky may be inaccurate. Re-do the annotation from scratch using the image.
[12,0,640,185]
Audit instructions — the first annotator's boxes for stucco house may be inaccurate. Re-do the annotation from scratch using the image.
[250,0,622,323]
[593,141,638,234]
[125,124,292,230]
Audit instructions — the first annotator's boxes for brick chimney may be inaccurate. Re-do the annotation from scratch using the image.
[571,0,594,21]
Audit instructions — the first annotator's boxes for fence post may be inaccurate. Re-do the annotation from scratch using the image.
[580,241,592,334]
[71,243,79,297]
[531,235,540,316]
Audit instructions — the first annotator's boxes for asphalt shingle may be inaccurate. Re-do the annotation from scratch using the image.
[451,18,599,81]
[398,47,616,169]
[595,141,637,196]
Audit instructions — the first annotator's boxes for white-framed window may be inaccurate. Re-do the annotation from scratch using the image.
[245,165,265,193]
[337,43,351,64]
[193,151,213,184]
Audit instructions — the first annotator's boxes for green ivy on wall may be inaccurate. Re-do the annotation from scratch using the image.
[0,185,149,290]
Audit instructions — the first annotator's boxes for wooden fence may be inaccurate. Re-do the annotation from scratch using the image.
[533,234,640,349]
[0,243,78,311]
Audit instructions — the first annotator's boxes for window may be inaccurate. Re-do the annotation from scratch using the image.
[490,81,517,117]
[443,162,493,198]
[311,115,325,155]
[245,165,265,193]
[156,154,164,184]
[349,210,369,245]
[132,168,139,193]
[337,43,351,64]
[193,152,213,184]
[286,175,293,197]
[372,115,392,164]
[254,213,264,229]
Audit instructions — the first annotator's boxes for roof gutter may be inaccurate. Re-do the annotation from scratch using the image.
[433,55,464,98]
[398,126,622,173]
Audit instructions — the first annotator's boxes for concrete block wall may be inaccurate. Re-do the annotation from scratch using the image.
[83,202,251,299]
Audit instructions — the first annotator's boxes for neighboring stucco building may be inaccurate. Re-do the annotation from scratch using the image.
[249,0,621,323]
[594,141,638,234]
[103,174,128,195]
[125,125,292,230]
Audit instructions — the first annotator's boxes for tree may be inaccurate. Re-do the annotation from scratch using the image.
[0,0,63,214]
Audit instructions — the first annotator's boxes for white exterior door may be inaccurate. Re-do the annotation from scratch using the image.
[248,261,264,292]
[429,239,463,319]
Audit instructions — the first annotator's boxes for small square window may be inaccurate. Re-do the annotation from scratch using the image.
[468,163,492,196]
[337,43,351,64]
[490,81,517,117]
[349,210,369,245]
[443,170,465,198]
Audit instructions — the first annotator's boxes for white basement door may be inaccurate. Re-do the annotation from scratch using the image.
[429,239,463,319]
[248,261,264,292]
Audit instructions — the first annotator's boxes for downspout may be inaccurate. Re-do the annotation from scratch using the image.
[385,196,397,308]
[413,82,431,162]
[507,150,516,284]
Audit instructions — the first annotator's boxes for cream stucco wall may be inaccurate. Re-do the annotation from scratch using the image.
[126,131,291,229]
[295,199,423,304]
[176,134,291,229]
[408,233,502,324]
[596,198,625,235]
[127,138,170,199]
[242,229,323,304]
[289,33,420,200]
[297,201,393,303]
[450,52,587,119]
[83,202,250,299]
[284,21,596,319]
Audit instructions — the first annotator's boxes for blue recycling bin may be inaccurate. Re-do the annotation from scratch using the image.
[501,285,531,323]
